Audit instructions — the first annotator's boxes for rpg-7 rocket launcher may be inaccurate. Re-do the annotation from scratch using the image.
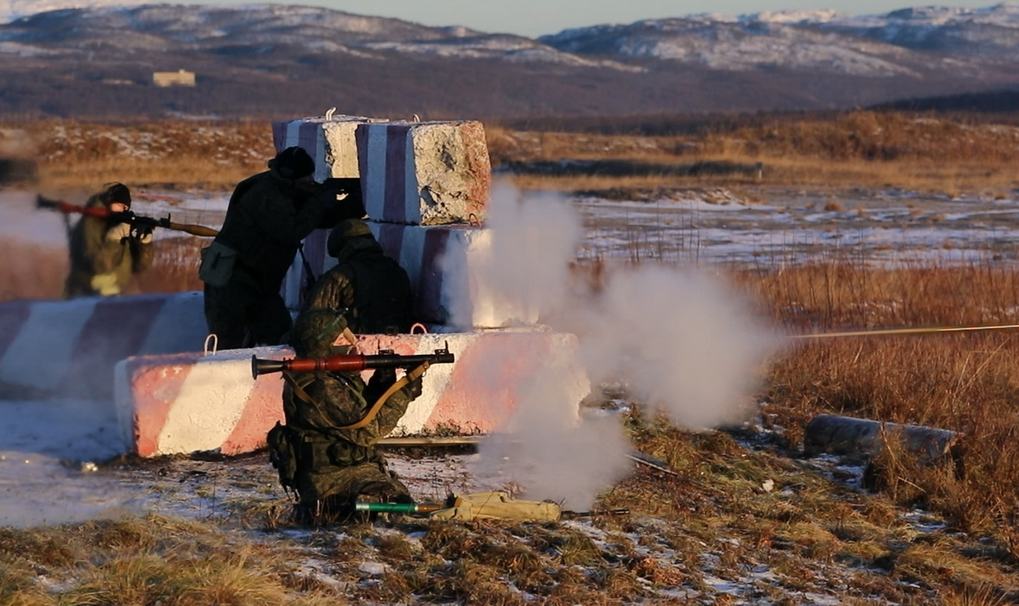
[36,195,220,238]
[251,345,455,380]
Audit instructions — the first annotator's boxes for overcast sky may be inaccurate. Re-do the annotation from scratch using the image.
[195,1,1002,37]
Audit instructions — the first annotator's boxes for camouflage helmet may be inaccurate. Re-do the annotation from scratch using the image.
[289,307,352,358]
[327,219,374,258]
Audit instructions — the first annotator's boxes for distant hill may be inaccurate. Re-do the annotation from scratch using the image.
[0,3,1017,119]
[872,87,1019,113]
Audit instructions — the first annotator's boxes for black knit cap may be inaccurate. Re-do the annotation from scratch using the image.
[271,146,315,180]
[100,183,131,208]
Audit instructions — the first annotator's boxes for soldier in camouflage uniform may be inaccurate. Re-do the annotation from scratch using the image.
[302,218,414,336]
[64,183,154,298]
[268,219,421,523]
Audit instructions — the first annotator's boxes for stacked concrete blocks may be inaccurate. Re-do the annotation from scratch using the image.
[277,114,515,327]
[109,113,585,458]
[284,222,539,329]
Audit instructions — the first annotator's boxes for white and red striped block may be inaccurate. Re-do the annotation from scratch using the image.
[115,330,589,457]
[283,222,540,328]
[355,121,490,225]
[272,115,378,182]
[0,292,208,400]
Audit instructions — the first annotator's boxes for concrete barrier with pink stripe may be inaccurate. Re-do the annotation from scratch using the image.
[115,330,589,457]
[283,222,539,328]
[0,292,208,400]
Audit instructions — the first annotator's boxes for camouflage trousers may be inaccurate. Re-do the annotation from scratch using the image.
[268,423,411,512]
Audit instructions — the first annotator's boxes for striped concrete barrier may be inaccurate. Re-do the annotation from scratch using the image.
[283,222,540,328]
[0,292,208,400]
[356,120,490,225]
[114,330,589,457]
[273,116,490,225]
[271,114,378,182]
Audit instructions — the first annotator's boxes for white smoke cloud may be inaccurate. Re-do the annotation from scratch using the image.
[559,266,783,429]
[447,183,581,329]
[456,179,784,510]
[0,191,71,246]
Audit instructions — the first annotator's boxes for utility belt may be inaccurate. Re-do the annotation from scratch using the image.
[267,423,376,492]
[300,430,375,468]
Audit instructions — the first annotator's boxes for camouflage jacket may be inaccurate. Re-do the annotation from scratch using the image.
[282,368,414,449]
[294,236,414,339]
[64,194,154,298]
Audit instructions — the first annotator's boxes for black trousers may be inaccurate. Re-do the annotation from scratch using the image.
[203,280,292,350]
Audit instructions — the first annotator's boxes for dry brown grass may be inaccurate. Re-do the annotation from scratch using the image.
[2,111,1015,195]
[0,515,348,606]
[731,261,1019,559]
[0,240,66,301]
[134,236,206,294]
[2,119,273,191]
[489,111,1019,194]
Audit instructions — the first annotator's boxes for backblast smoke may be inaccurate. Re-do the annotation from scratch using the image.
[453,180,785,510]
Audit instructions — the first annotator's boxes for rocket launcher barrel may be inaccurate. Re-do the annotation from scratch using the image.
[36,195,220,238]
[251,346,455,380]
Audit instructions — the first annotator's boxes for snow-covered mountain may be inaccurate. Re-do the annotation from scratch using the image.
[2,2,1019,74]
[0,3,1016,118]
[0,3,644,70]
[540,3,1019,72]
[0,0,142,22]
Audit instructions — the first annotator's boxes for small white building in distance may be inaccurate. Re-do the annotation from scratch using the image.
[153,70,195,87]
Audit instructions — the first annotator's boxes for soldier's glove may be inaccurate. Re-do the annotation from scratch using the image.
[364,366,397,405]
[370,367,397,389]
[310,186,345,211]
[132,224,154,244]
[105,222,132,242]
[402,374,424,401]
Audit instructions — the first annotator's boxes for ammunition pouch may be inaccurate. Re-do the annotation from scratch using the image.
[266,422,298,492]
[198,240,238,288]
[274,423,373,472]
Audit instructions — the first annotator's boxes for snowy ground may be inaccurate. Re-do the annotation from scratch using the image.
[575,186,1019,266]
[7,185,1019,264]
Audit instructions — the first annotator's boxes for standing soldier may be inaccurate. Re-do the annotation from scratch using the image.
[200,146,362,349]
[64,182,154,298]
[267,219,421,524]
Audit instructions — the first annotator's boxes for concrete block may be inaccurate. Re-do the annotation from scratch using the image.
[0,292,208,400]
[115,330,589,457]
[356,121,490,225]
[115,346,287,457]
[283,222,540,328]
[272,115,378,183]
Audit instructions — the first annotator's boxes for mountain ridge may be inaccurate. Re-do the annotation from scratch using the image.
[0,2,1016,119]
